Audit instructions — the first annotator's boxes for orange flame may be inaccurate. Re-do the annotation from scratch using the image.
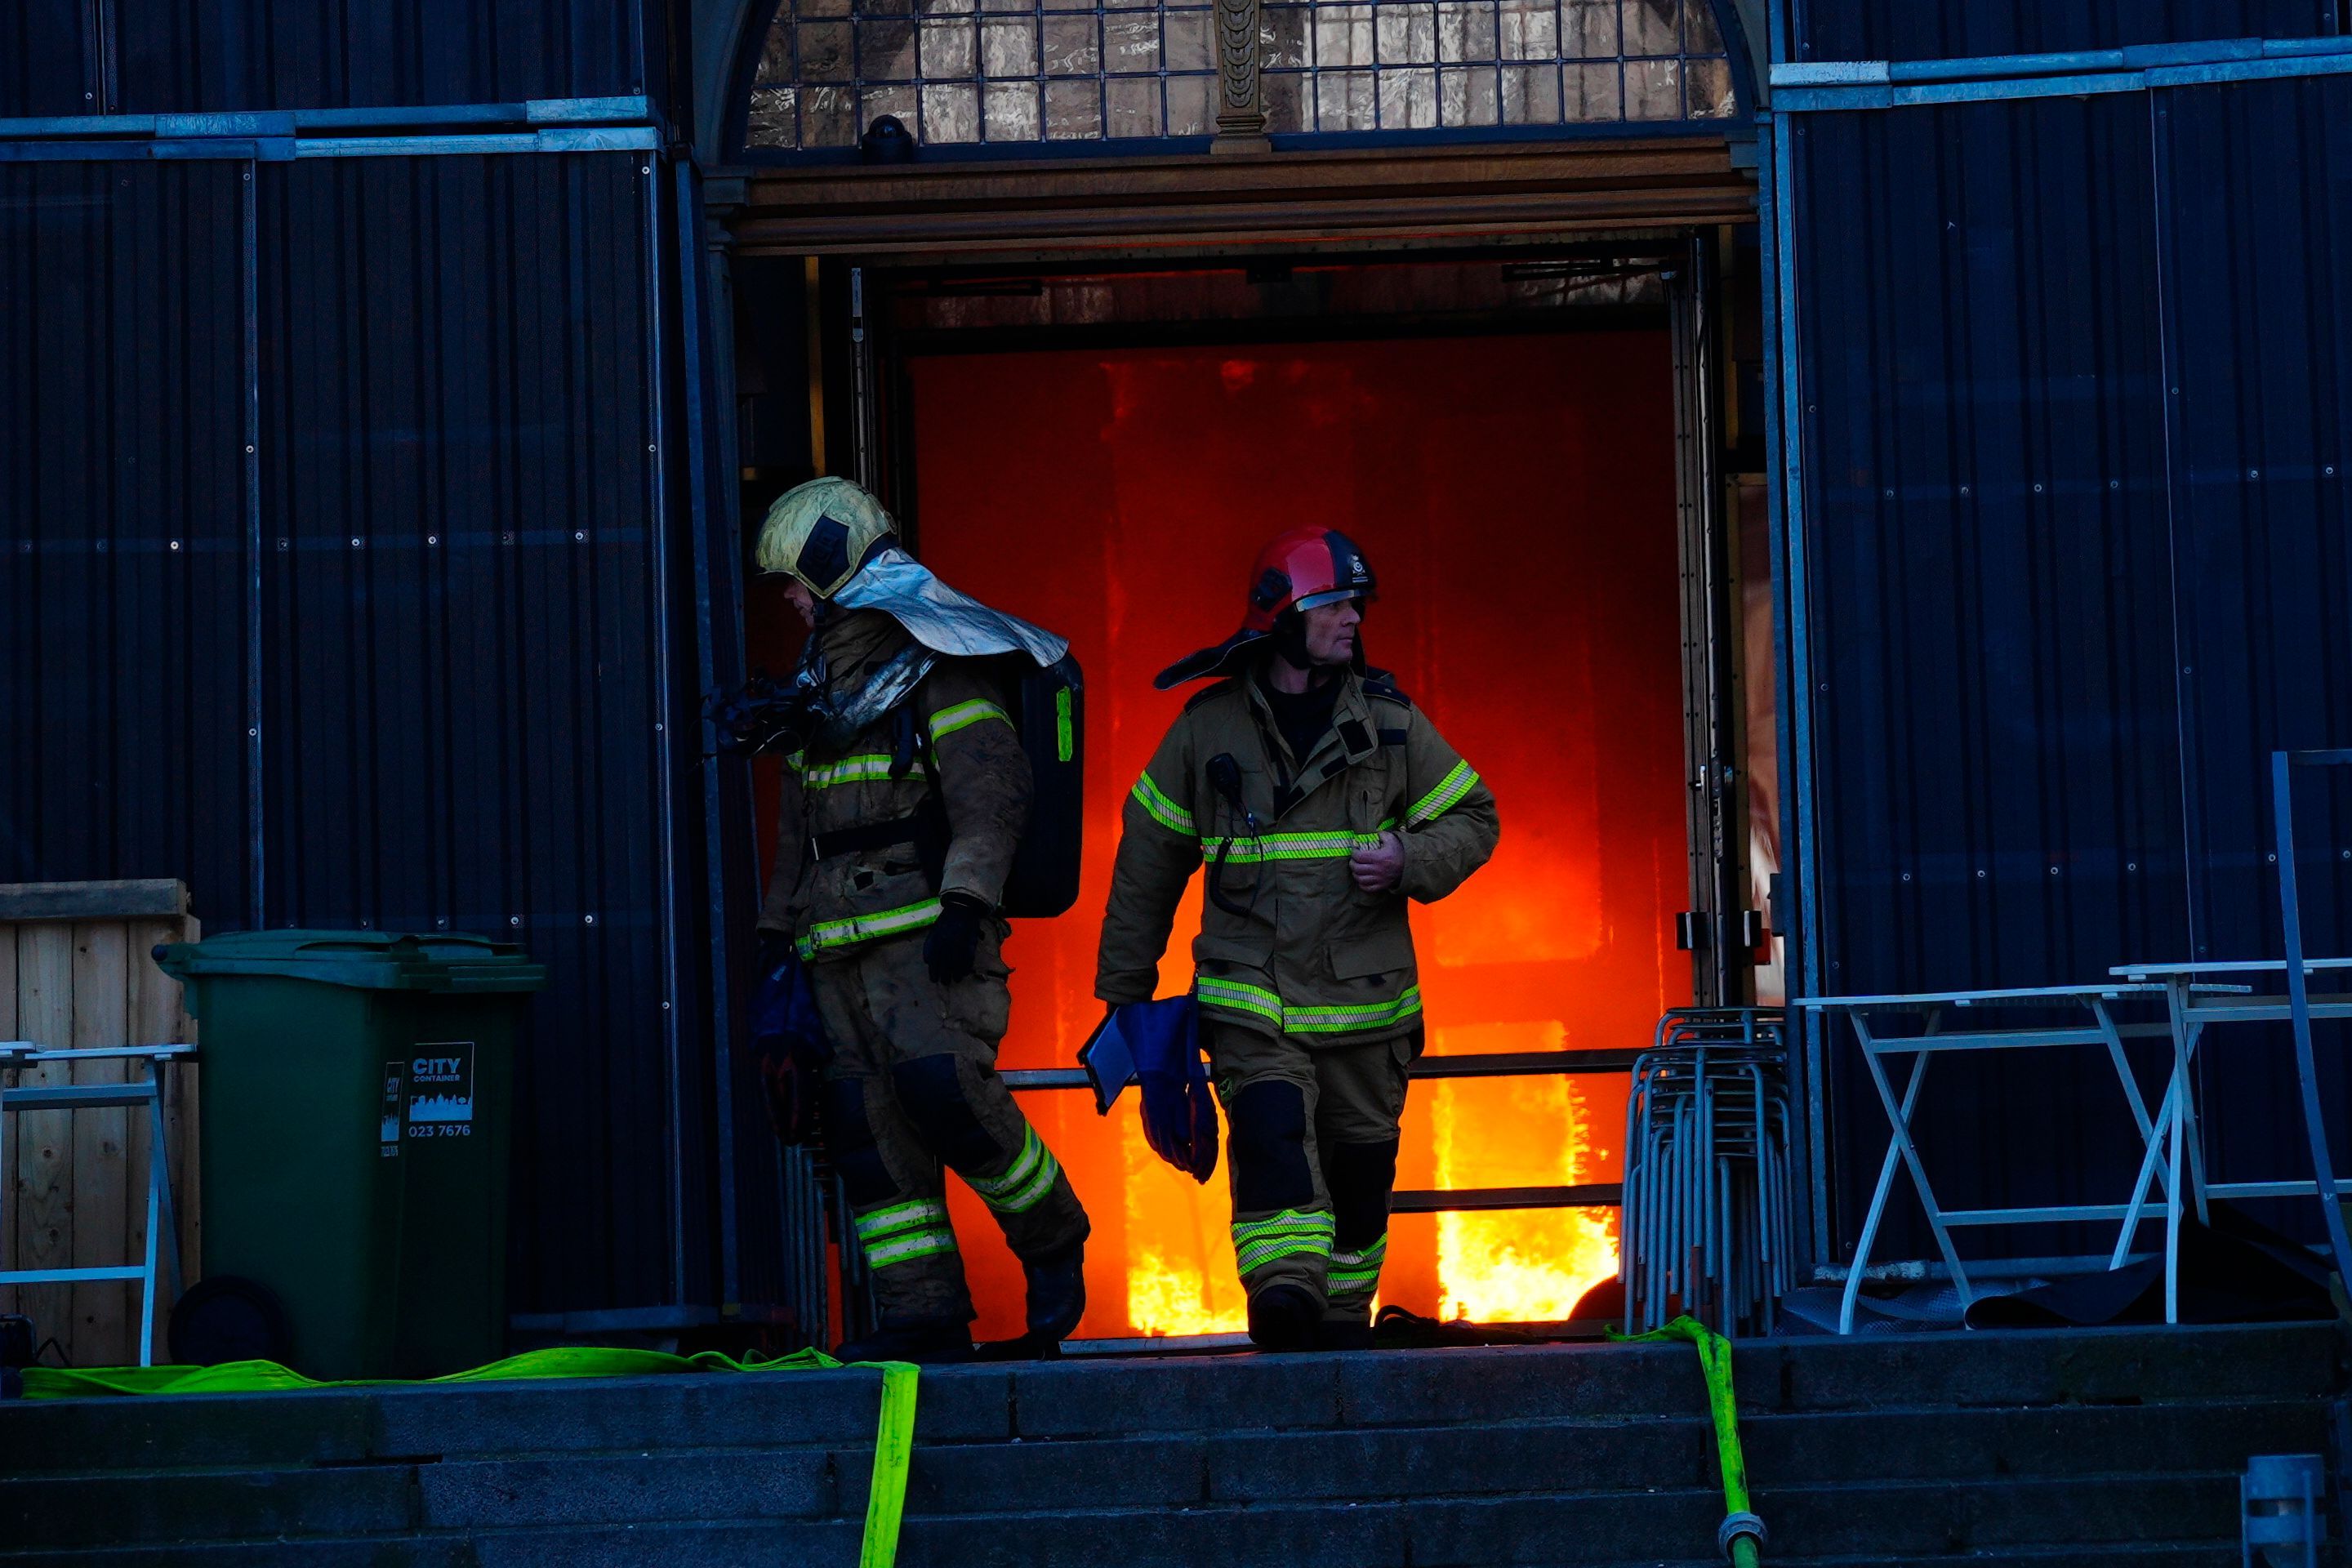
[1428,1071,1619,1322]
[902,331,1684,1342]
[1121,1117,1248,1336]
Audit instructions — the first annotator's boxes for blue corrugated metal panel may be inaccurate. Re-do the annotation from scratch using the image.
[0,146,763,1321]
[2157,75,2352,1203]
[1790,96,2194,1258]
[112,0,645,111]
[0,5,93,118]
[1789,81,2352,1262]
[1791,0,2336,67]
[0,160,254,922]
[248,152,705,1316]
[1,1,645,118]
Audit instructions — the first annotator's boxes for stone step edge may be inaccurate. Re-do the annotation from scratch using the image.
[0,1396,2322,1482]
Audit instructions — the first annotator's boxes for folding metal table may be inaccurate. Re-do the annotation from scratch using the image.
[2108,957,2352,1321]
[1793,984,2216,1334]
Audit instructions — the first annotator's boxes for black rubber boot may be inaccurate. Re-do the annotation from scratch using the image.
[1025,1238,1087,1342]
[833,1321,974,1365]
[975,1239,1088,1361]
[1246,1284,1321,1351]
[1319,1316,1376,1352]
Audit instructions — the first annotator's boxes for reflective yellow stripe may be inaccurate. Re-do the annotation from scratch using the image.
[1201,819,1396,864]
[1406,760,1478,826]
[797,898,943,958]
[854,1197,949,1242]
[1196,977,1283,1026]
[927,698,1011,744]
[1286,986,1423,1036]
[1197,978,1422,1036]
[1232,1209,1335,1275]
[802,753,897,790]
[1328,1232,1388,1294]
[1130,772,1196,835]
[967,1125,1061,1214]
[865,1227,959,1268]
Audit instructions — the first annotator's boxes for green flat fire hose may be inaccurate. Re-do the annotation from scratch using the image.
[20,1348,920,1568]
[1610,1316,1767,1566]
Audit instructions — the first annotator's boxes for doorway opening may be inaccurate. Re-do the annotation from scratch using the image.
[739,246,1768,1342]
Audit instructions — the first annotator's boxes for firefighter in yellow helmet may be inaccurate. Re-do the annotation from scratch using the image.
[1096,528,1499,1350]
[753,476,1089,1363]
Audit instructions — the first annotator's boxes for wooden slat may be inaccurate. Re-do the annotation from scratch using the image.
[70,922,131,1365]
[15,924,76,1352]
[0,881,188,923]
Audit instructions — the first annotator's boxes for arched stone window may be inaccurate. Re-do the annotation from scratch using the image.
[742,0,1735,151]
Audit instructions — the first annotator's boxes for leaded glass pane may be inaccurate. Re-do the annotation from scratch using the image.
[744,0,1735,149]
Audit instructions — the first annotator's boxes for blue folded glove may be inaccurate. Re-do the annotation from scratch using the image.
[749,941,830,1145]
[1080,997,1218,1184]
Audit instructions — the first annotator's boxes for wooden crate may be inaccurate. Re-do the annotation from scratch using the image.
[0,880,202,1367]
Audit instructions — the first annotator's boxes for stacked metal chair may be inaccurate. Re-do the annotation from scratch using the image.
[1620,1008,1795,1337]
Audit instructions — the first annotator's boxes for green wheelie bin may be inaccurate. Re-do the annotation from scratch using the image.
[155,931,546,1379]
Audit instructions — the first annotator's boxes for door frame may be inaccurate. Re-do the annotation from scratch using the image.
[797,241,1761,1005]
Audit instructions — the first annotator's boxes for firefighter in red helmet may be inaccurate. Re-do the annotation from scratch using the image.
[1095,528,1499,1349]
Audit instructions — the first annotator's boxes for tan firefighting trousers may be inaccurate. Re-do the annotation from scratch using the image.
[1209,1020,1417,1329]
[810,925,1089,1328]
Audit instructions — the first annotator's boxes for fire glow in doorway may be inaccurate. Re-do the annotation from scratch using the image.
[913,332,1688,1339]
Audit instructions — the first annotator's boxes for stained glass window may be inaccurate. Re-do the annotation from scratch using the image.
[742,0,1735,151]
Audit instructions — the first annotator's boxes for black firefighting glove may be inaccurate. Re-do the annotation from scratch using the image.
[924,893,987,985]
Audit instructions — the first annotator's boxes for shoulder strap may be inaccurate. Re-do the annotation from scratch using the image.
[1184,676,1238,715]
[1360,670,1412,745]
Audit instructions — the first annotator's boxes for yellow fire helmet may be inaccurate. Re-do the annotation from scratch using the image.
[755,475,898,599]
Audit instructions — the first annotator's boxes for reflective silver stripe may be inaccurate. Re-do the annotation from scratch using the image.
[928,698,1011,743]
[865,1227,960,1268]
[1198,820,1396,864]
[803,753,898,790]
[1130,772,1196,835]
[1232,1209,1335,1275]
[1406,760,1478,825]
[1199,981,1423,1037]
[798,897,944,959]
[1285,985,1423,1036]
[1196,978,1284,1026]
[854,1196,950,1242]
[1328,1233,1388,1296]
[968,1125,1061,1214]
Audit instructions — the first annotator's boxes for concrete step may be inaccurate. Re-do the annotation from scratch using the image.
[0,1547,2260,1568]
[3,1321,2336,1479]
[2,1393,2320,1549]
[0,1472,2261,1567]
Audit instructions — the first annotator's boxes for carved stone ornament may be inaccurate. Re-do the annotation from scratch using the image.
[1211,0,1272,154]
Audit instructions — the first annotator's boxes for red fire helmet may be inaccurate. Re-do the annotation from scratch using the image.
[1155,528,1379,688]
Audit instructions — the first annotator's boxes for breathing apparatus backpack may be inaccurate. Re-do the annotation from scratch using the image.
[710,645,1084,920]
[885,653,1085,920]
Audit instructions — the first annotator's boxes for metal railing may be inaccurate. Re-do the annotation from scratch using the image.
[1002,1046,1637,1218]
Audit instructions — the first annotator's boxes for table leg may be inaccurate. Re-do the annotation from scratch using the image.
[1840,1015,1957,1333]
[1854,1016,1973,1311]
[2113,1071,2176,1270]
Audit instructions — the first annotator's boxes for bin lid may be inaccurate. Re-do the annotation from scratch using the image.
[154,929,549,996]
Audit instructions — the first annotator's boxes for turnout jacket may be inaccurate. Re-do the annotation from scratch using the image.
[1095,662,1499,1044]
[757,608,1031,962]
